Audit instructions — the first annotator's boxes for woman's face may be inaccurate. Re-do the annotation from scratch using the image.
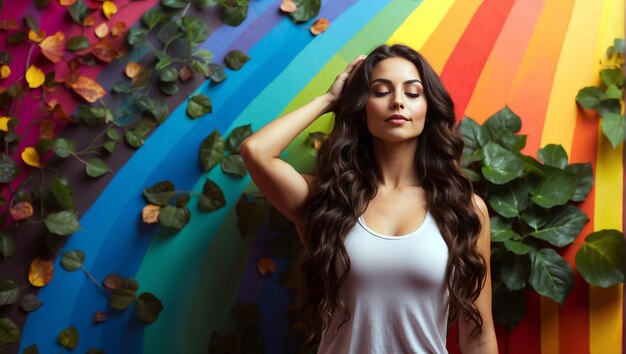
[364,57,428,144]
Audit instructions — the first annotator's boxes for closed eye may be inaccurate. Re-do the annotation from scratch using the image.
[406,93,420,98]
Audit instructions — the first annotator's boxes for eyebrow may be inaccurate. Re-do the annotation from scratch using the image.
[369,78,423,86]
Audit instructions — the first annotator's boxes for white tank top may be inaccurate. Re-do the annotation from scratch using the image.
[317,211,450,354]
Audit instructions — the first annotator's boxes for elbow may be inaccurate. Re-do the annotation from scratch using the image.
[240,137,259,166]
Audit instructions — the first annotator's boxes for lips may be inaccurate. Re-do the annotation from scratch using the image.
[385,114,409,121]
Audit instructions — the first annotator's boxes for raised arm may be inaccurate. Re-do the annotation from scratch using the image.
[458,195,498,354]
[240,56,366,233]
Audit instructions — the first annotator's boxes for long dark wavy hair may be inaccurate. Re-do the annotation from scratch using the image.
[296,44,486,344]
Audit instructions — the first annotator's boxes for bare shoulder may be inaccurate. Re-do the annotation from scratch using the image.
[302,173,318,190]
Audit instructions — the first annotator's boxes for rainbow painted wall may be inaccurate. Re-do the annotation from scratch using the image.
[3,0,623,353]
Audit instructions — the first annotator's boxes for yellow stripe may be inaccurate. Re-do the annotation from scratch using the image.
[540,297,560,354]
[591,0,624,353]
[386,0,455,50]
[539,0,603,151]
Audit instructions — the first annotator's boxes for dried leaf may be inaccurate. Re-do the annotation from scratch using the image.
[59,0,77,5]
[67,58,80,84]
[28,29,46,43]
[310,18,330,35]
[125,62,142,79]
[0,20,19,31]
[48,100,72,121]
[21,147,41,167]
[142,204,160,224]
[69,76,106,103]
[40,119,56,140]
[10,201,34,221]
[39,32,65,63]
[111,21,127,36]
[93,310,106,323]
[257,258,276,276]
[0,116,10,131]
[91,38,117,63]
[0,65,10,79]
[28,257,54,287]
[94,23,109,38]
[104,273,121,290]
[102,1,117,19]
[280,0,297,13]
[83,14,95,27]
[178,65,194,82]
[25,65,45,88]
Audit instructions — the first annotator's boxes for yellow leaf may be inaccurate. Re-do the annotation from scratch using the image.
[69,76,106,103]
[95,23,109,38]
[39,32,65,64]
[29,258,54,287]
[28,29,47,43]
[142,204,161,224]
[124,62,143,79]
[102,1,118,19]
[25,65,45,89]
[10,201,34,221]
[0,116,10,131]
[0,65,10,79]
[21,147,41,167]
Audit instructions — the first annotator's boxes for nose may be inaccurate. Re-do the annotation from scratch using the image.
[392,91,404,110]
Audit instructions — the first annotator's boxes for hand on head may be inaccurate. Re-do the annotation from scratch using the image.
[326,55,367,101]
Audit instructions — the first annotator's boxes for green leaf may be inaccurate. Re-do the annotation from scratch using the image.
[0,153,19,183]
[191,59,210,77]
[183,14,210,44]
[159,67,178,82]
[19,294,43,312]
[529,248,574,304]
[224,50,250,70]
[501,254,528,291]
[537,144,568,169]
[134,292,164,324]
[492,286,526,329]
[490,216,517,242]
[86,157,111,178]
[52,138,76,158]
[199,179,226,211]
[155,55,172,72]
[110,288,136,310]
[208,63,226,83]
[44,211,82,236]
[158,205,191,230]
[66,36,90,51]
[61,250,85,272]
[157,20,183,44]
[103,141,117,154]
[289,0,321,22]
[194,49,214,62]
[0,233,15,258]
[175,194,190,208]
[162,0,189,8]
[142,8,165,29]
[58,326,79,349]
[0,317,21,345]
[564,163,593,202]
[462,167,481,182]
[226,124,253,153]
[221,154,246,177]
[484,106,522,134]
[601,112,624,149]
[199,130,225,171]
[68,0,89,24]
[504,239,533,255]
[576,86,605,109]
[488,179,529,218]
[107,128,120,142]
[576,229,624,287]
[159,81,179,96]
[35,0,51,9]
[528,204,588,247]
[597,99,621,117]
[127,28,148,46]
[231,302,261,330]
[604,84,622,100]
[125,119,156,148]
[144,181,175,206]
[187,94,213,118]
[236,193,270,237]
[136,97,169,123]
[219,0,249,26]
[78,105,112,127]
[0,278,19,305]
[528,166,577,208]
[480,142,524,184]
[51,175,75,211]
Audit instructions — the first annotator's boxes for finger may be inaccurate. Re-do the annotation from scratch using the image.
[345,55,366,73]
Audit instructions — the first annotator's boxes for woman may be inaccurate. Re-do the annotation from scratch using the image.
[240,44,497,354]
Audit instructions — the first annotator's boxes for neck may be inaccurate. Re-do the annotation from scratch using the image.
[372,138,421,190]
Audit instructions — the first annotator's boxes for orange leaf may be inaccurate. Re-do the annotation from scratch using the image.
[91,38,117,63]
[142,204,160,224]
[21,147,41,167]
[279,0,297,13]
[125,62,143,79]
[29,258,54,287]
[0,20,19,31]
[25,65,45,89]
[39,32,65,64]
[10,201,34,221]
[67,58,81,85]
[28,29,47,43]
[69,76,106,103]
[310,18,330,35]
[257,258,276,277]
[111,22,127,37]
[104,273,121,290]
[40,119,56,140]
[59,0,77,5]
[93,310,107,323]
[95,23,109,38]
[0,65,10,79]
[0,116,10,131]
[83,14,96,27]
[102,1,118,19]
[48,100,72,122]
[179,65,194,82]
